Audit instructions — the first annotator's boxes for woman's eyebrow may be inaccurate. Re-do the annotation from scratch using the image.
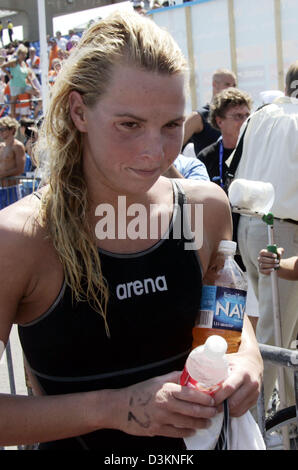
[114,112,146,122]
[114,113,186,122]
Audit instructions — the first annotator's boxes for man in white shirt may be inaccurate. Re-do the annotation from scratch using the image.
[55,31,67,51]
[233,61,298,409]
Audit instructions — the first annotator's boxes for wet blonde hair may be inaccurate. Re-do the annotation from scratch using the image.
[36,11,187,333]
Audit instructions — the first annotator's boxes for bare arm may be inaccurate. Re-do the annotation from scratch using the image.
[1,59,16,73]
[1,369,216,446]
[179,180,263,417]
[277,256,298,280]
[203,189,263,416]
[183,112,203,146]
[0,390,113,447]
[26,68,40,93]
[207,198,263,416]
[31,59,40,70]
[213,315,263,417]
[0,208,110,446]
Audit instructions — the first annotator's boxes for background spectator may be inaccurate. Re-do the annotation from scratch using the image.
[48,58,62,86]
[0,116,25,209]
[198,87,252,188]
[55,31,67,51]
[48,37,59,71]
[66,29,80,51]
[183,68,237,155]
[1,44,40,119]
[234,61,298,410]
[0,21,3,47]
[26,47,41,84]
[7,20,13,43]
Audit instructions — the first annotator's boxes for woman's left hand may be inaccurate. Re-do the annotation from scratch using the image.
[211,314,264,418]
[212,347,263,417]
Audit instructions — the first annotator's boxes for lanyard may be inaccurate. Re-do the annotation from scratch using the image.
[218,139,224,188]
[211,138,225,188]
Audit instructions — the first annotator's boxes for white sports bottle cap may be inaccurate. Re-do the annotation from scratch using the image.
[218,240,237,254]
[204,335,228,358]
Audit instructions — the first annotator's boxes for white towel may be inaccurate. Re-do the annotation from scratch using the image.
[228,411,266,450]
[184,412,224,450]
[184,410,266,450]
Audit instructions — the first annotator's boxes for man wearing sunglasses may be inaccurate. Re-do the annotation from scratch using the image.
[183,69,237,155]
[0,116,25,210]
[197,87,252,189]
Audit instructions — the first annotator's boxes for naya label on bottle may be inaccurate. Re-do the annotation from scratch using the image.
[198,285,246,331]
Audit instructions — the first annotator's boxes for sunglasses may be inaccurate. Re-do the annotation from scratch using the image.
[224,113,250,122]
[0,127,9,132]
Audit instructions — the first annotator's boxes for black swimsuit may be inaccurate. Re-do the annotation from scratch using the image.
[18,180,203,450]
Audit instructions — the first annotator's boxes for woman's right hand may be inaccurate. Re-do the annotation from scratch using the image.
[108,371,217,439]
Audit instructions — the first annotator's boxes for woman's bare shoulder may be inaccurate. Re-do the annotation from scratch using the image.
[0,193,46,254]
[176,179,233,274]
[176,178,230,205]
[0,193,51,328]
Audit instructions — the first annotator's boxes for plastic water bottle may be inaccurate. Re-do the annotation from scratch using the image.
[192,240,247,354]
[180,335,229,450]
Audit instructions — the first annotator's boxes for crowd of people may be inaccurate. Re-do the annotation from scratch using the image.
[0,25,82,210]
[0,7,297,451]
[0,27,81,121]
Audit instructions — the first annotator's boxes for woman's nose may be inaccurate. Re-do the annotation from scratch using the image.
[139,131,165,162]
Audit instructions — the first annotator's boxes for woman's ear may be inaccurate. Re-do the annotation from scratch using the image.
[69,91,88,132]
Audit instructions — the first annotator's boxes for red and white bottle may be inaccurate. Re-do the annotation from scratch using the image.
[180,335,229,449]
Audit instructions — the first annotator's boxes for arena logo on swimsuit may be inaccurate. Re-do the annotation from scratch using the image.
[116,275,168,300]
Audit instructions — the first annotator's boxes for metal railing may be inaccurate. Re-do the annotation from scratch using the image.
[257,343,298,449]
[0,97,42,119]
[0,98,42,106]
[0,175,41,209]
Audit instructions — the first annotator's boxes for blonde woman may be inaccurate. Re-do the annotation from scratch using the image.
[1,44,39,118]
[0,12,262,450]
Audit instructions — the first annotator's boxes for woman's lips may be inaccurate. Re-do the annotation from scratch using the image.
[129,167,161,177]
